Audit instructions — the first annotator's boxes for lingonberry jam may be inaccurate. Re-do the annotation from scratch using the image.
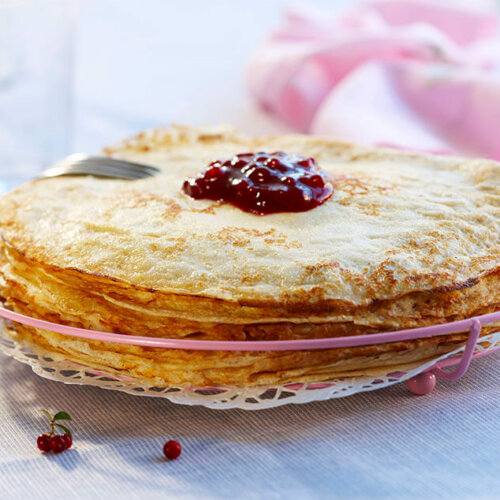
[182,152,333,215]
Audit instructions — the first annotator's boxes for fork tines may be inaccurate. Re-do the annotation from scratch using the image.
[40,154,160,180]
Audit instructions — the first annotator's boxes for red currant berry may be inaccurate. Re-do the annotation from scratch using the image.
[236,153,253,160]
[301,174,324,188]
[267,158,281,168]
[183,180,202,199]
[297,157,315,168]
[62,433,72,450]
[37,434,51,453]
[249,167,271,183]
[163,440,182,460]
[49,435,66,454]
[231,159,247,169]
[204,166,223,179]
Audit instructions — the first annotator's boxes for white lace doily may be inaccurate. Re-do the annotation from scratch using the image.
[0,324,498,410]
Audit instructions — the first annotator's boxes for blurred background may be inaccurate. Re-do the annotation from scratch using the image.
[1,0,499,191]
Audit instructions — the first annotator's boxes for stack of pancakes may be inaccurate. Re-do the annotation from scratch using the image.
[0,126,498,386]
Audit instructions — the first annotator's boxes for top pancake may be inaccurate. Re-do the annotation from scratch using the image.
[0,125,499,315]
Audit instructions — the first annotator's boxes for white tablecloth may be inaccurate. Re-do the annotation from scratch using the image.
[0,1,499,498]
[0,353,498,500]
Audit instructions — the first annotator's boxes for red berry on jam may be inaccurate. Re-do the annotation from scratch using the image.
[249,167,271,183]
[163,440,182,460]
[267,158,281,168]
[205,166,223,179]
[297,157,315,168]
[37,434,51,453]
[231,159,247,169]
[182,152,333,215]
[301,174,324,188]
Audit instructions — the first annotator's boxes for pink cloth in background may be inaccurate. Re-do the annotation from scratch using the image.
[247,1,500,159]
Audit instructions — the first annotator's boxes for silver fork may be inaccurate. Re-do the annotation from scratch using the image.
[40,154,161,180]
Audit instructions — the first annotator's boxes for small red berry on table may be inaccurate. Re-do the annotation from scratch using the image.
[62,433,72,450]
[49,435,66,454]
[163,440,182,460]
[37,434,51,453]
[36,409,73,454]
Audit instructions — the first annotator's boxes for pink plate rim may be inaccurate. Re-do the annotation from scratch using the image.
[0,305,499,351]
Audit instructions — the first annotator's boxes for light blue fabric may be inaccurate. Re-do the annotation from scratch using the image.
[0,352,498,500]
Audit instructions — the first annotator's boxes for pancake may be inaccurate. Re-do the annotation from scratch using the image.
[0,125,498,385]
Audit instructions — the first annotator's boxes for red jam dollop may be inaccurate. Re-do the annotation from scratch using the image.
[182,152,333,215]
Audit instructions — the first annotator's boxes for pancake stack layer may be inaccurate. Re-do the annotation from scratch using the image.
[0,126,498,386]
